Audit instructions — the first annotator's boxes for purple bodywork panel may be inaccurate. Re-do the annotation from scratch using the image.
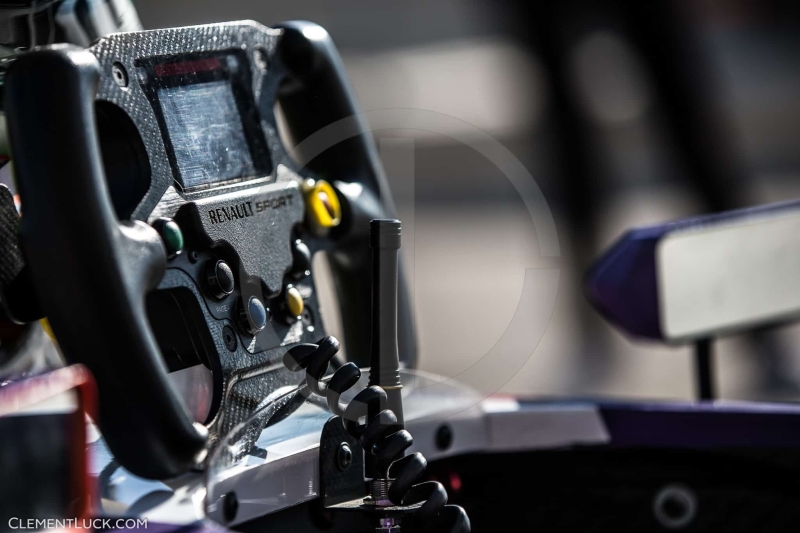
[598,400,800,448]
[585,199,800,341]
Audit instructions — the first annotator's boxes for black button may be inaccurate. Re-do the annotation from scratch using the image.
[205,260,234,300]
[291,239,311,279]
[238,296,268,335]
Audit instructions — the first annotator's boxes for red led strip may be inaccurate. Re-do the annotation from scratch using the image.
[154,56,222,77]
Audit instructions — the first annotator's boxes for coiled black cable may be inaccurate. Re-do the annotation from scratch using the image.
[284,336,470,533]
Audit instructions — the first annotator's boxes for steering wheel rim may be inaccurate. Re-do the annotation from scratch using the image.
[276,21,417,371]
[5,47,208,479]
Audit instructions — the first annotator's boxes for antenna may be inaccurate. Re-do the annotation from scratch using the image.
[368,218,404,425]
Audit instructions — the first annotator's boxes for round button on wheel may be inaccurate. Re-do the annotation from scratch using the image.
[302,179,341,235]
[205,260,235,300]
[238,296,268,335]
[284,286,304,322]
[291,239,311,279]
[152,217,184,256]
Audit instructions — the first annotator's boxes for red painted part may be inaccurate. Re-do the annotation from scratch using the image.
[154,57,222,77]
[0,365,97,519]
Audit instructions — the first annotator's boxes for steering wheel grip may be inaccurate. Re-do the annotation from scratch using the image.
[5,47,207,479]
[276,22,417,370]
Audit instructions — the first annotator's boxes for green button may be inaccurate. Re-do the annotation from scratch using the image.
[154,218,184,255]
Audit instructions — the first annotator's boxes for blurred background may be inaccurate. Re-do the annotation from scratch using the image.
[131,0,800,401]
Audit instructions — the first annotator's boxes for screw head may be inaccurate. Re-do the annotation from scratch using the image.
[254,47,268,71]
[222,325,237,352]
[653,484,697,530]
[336,443,352,471]
[112,61,128,88]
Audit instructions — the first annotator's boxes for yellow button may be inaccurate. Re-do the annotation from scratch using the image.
[285,286,304,318]
[303,179,341,233]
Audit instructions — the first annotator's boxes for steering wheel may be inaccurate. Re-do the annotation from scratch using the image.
[4,20,415,479]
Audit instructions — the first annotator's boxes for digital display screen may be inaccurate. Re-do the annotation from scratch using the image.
[140,51,272,190]
[158,81,256,189]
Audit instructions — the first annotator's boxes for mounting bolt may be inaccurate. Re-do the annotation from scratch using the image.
[222,325,237,352]
[336,443,352,471]
[222,491,238,523]
[653,484,697,530]
[254,47,268,71]
[112,61,128,88]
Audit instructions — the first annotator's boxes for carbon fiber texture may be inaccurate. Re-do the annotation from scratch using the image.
[0,184,22,289]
